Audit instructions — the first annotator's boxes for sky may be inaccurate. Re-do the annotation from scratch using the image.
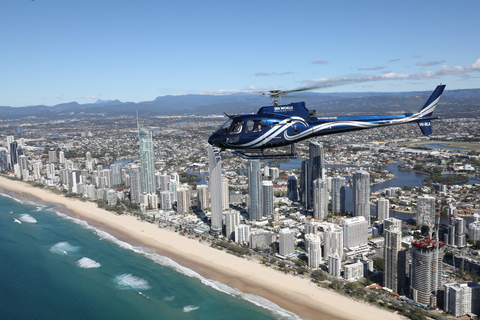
[1,0,480,108]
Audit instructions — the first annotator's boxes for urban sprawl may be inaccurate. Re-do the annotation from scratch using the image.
[1,116,480,320]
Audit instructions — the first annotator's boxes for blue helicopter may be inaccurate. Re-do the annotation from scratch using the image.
[207,84,446,159]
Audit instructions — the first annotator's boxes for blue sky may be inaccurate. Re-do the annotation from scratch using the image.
[1,0,479,107]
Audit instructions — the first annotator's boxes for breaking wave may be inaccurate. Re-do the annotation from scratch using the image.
[77,257,101,269]
[50,241,80,255]
[19,214,37,223]
[183,305,199,313]
[114,274,151,290]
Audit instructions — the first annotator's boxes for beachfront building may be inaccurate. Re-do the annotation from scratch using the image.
[328,254,342,277]
[160,191,172,210]
[343,216,368,249]
[176,188,191,214]
[304,222,318,235]
[235,224,250,244]
[344,260,365,282]
[305,233,322,268]
[208,146,223,233]
[224,210,240,240]
[353,171,370,225]
[468,221,480,241]
[323,225,343,260]
[248,159,262,220]
[312,178,328,221]
[376,198,389,221]
[410,237,444,307]
[222,177,229,210]
[138,126,156,195]
[444,282,480,317]
[196,184,209,211]
[331,176,346,214]
[250,231,275,250]
[129,166,142,203]
[416,195,436,231]
[279,228,295,257]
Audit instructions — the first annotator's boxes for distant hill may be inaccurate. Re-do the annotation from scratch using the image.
[1,88,480,120]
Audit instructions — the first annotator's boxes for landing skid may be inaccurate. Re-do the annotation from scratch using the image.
[232,144,296,160]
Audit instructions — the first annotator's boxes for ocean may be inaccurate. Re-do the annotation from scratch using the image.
[0,192,298,320]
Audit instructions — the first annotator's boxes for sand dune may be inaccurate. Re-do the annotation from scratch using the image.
[0,176,403,320]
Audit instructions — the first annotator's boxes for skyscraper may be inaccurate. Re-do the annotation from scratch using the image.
[222,177,229,210]
[262,180,274,218]
[416,195,436,231]
[410,237,444,307]
[208,146,223,233]
[287,174,298,202]
[138,126,156,195]
[248,159,262,220]
[309,141,325,210]
[300,159,310,209]
[376,198,389,221]
[384,220,405,293]
[305,233,322,268]
[312,178,328,220]
[353,171,370,225]
[279,228,295,257]
[129,166,142,203]
[323,225,343,260]
[176,187,190,214]
[196,184,209,210]
[343,216,368,249]
[224,210,240,240]
[331,176,346,214]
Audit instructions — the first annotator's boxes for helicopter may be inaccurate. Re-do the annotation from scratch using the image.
[207,84,446,159]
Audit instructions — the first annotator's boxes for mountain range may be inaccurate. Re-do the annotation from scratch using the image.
[2,88,480,120]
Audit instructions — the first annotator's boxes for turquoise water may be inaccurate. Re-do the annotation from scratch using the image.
[0,193,297,320]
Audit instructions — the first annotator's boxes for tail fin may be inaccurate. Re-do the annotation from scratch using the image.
[417,84,446,117]
[417,120,433,136]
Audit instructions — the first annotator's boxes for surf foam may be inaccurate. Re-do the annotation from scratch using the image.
[77,257,101,268]
[19,214,37,223]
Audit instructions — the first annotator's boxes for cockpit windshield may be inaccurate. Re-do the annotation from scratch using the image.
[215,119,232,135]
[230,120,243,134]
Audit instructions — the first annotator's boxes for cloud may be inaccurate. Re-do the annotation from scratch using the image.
[416,60,445,67]
[254,72,294,76]
[357,66,386,71]
[301,58,480,86]
[388,58,400,63]
[86,94,98,99]
[53,94,64,99]
[312,60,328,65]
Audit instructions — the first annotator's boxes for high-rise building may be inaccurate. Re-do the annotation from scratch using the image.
[176,187,190,214]
[353,171,370,224]
[222,177,229,210]
[287,174,298,202]
[331,176,346,214]
[324,225,343,260]
[383,220,405,293]
[208,146,223,233]
[309,141,325,210]
[262,180,274,218]
[0,148,8,172]
[279,228,295,257]
[85,151,92,162]
[196,184,209,210]
[328,254,342,277]
[304,222,317,235]
[468,221,480,241]
[235,224,251,244]
[138,127,156,195]
[48,148,57,163]
[158,174,170,191]
[224,210,240,240]
[299,159,310,209]
[444,282,480,317]
[58,151,65,164]
[410,237,444,307]
[313,178,328,220]
[129,166,142,203]
[111,163,123,186]
[376,198,389,221]
[343,216,368,249]
[305,233,322,268]
[248,159,262,220]
[269,167,279,181]
[160,191,172,210]
[6,136,14,152]
[416,195,436,231]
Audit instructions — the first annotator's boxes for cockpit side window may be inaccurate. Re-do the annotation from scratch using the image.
[246,120,263,133]
[230,120,243,134]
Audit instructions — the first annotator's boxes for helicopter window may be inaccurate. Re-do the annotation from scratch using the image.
[217,119,232,135]
[246,120,263,133]
[230,120,243,134]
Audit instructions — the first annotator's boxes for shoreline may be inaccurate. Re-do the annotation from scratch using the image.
[0,176,403,320]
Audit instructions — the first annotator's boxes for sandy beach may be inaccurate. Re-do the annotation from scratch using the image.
[0,176,404,320]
